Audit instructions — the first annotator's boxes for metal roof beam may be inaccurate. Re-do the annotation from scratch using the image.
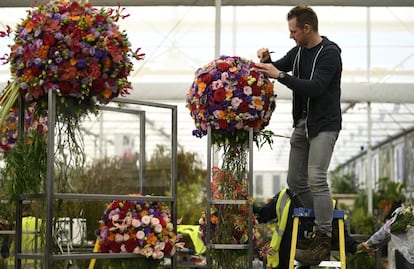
[1,0,414,7]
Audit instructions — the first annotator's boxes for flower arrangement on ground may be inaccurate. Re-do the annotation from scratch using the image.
[97,196,179,262]
[186,55,276,147]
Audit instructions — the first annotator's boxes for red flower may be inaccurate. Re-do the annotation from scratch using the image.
[91,78,105,94]
[217,62,230,72]
[218,119,228,129]
[246,120,258,128]
[251,85,262,96]
[213,88,226,102]
[238,78,248,88]
[67,1,83,16]
[200,73,212,84]
[238,102,249,113]
[124,238,137,252]
[58,81,71,94]
[95,14,106,23]
[42,33,56,46]
[108,240,121,253]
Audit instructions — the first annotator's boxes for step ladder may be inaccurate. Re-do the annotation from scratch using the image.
[288,207,346,269]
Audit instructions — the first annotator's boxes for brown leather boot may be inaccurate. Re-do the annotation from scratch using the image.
[295,232,331,265]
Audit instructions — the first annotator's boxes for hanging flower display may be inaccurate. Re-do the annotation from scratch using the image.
[97,196,179,260]
[186,55,276,146]
[0,0,144,123]
[0,0,145,224]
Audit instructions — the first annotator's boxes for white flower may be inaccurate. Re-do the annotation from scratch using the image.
[141,215,151,226]
[142,246,153,257]
[152,250,164,259]
[154,223,163,233]
[151,217,160,226]
[131,219,141,228]
[136,230,145,240]
[115,233,124,243]
[123,233,130,241]
[133,247,141,255]
[154,242,165,251]
[111,214,120,222]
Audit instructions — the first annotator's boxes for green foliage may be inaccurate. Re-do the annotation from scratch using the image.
[373,177,405,205]
[347,250,376,269]
[330,172,358,194]
[1,132,47,218]
[350,206,375,235]
[148,146,206,224]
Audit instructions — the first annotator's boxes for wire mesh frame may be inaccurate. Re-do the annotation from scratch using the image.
[205,126,254,269]
[14,91,179,269]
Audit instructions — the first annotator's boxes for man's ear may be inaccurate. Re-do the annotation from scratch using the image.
[303,24,312,33]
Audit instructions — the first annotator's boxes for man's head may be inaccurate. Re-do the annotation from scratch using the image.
[287,5,320,47]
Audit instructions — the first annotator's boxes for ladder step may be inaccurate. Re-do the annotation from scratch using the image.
[292,207,344,219]
[319,261,342,267]
[296,260,342,267]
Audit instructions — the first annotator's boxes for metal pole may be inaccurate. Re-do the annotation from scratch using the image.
[248,128,253,269]
[46,89,56,269]
[206,126,212,268]
[367,102,373,215]
[171,106,178,269]
[215,0,221,58]
[139,111,146,194]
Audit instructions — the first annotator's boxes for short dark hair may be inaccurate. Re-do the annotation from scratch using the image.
[287,5,319,32]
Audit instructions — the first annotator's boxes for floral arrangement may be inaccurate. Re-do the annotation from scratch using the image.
[364,204,414,263]
[186,55,276,147]
[0,104,48,152]
[390,204,414,234]
[97,196,179,260]
[198,167,260,247]
[0,0,144,124]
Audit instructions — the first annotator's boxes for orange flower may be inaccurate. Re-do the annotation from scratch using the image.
[147,233,158,245]
[211,214,218,224]
[103,88,113,100]
[25,20,35,33]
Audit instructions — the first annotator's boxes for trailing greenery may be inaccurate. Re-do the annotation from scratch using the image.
[1,132,47,204]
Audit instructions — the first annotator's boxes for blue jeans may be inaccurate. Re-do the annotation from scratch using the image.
[286,119,339,237]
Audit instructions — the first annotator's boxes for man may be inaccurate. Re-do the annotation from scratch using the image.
[254,5,342,265]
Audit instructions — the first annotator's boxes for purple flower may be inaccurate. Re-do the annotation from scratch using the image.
[76,59,87,69]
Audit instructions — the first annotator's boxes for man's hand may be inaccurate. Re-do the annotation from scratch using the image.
[253,63,281,79]
[356,241,376,255]
[257,48,271,63]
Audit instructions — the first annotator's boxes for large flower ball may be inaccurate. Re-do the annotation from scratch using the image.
[8,0,144,107]
[186,55,276,145]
